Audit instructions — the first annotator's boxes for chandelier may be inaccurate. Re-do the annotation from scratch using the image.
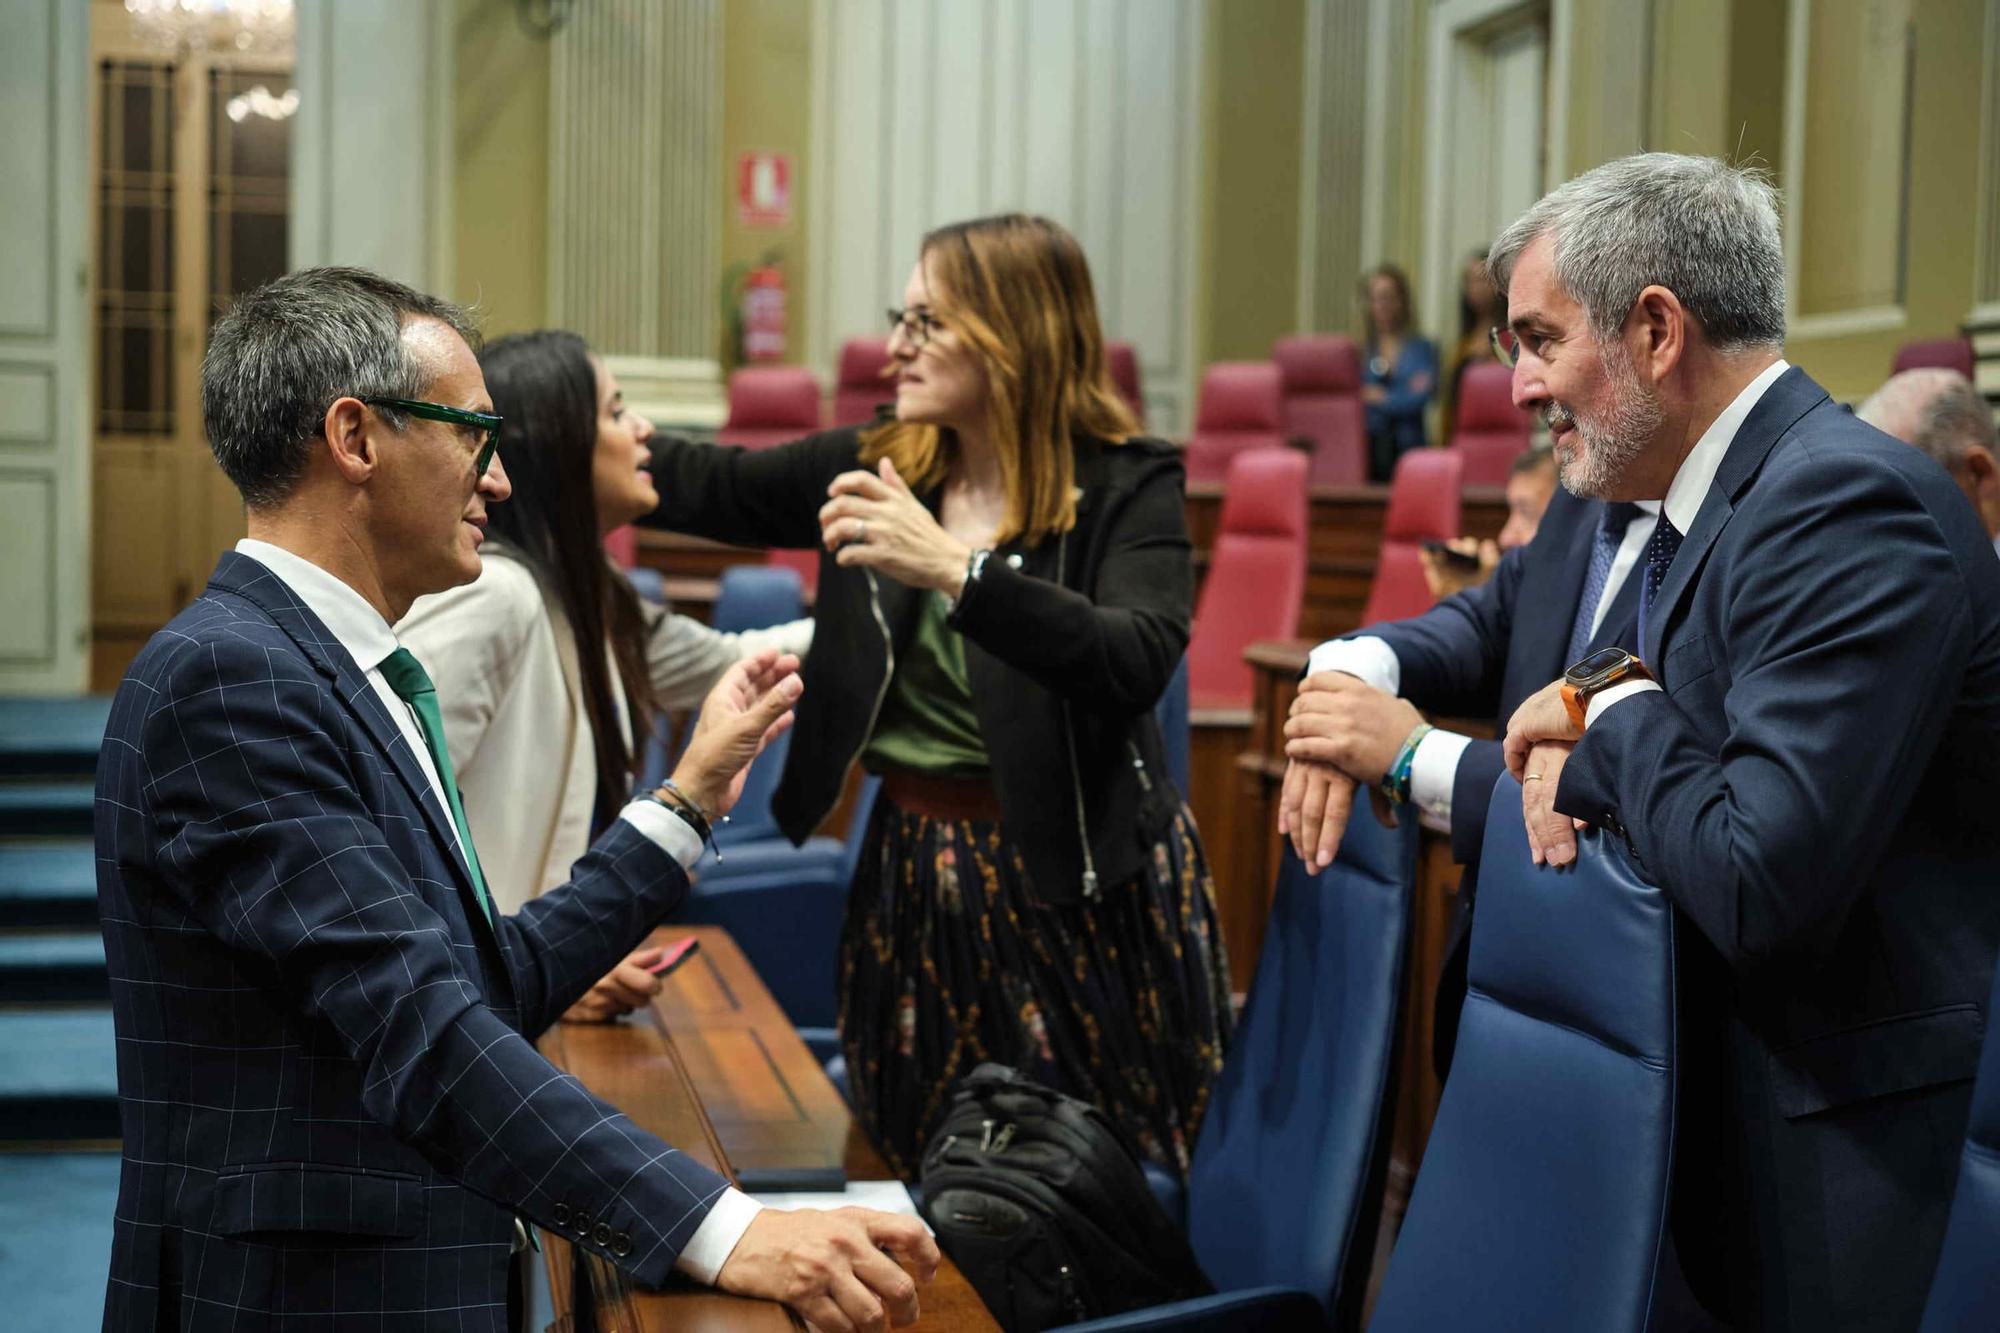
[123,0,296,58]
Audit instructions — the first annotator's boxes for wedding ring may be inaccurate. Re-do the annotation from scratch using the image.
[855,519,868,542]
[1524,773,1544,781]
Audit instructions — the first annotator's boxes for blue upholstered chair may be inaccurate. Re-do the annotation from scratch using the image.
[1369,775,1678,1333]
[1918,947,2000,1328]
[1156,656,1190,800]
[1058,800,1420,1332]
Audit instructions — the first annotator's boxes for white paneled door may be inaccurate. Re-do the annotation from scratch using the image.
[0,0,89,692]
[809,0,1205,434]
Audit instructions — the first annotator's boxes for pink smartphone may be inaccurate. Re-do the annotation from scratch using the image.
[647,936,701,977]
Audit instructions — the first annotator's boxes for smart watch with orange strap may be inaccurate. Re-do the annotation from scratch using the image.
[1561,646,1656,730]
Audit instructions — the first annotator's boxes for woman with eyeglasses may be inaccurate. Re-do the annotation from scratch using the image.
[1360,263,1441,480]
[397,330,813,1021]
[639,214,1232,1180]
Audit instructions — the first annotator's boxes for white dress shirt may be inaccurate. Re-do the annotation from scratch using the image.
[233,540,758,1283]
[1302,502,1658,831]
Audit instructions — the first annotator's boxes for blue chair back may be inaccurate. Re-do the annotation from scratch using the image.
[1182,806,1418,1320]
[1370,775,1677,1333]
[1919,951,2000,1328]
[1154,656,1191,798]
[712,564,805,634]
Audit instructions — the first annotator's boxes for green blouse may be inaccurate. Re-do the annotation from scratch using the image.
[861,590,990,777]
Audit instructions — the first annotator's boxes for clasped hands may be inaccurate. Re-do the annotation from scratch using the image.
[1501,677,1589,868]
[1278,672,1424,871]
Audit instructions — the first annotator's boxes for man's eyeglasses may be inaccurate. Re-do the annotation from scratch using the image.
[362,397,503,477]
[886,306,945,351]
[1488,327,1518,369]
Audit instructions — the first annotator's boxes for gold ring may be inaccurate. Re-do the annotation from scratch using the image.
[1524,773,1544,781]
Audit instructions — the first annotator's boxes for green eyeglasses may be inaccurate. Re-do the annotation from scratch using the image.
[362,396,504,477]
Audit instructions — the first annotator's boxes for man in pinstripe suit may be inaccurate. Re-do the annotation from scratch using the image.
[95,267,936,1332]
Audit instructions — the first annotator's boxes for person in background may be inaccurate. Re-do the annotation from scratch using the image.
[398,329,814,1021]
[1857,366,2000,555]
[1420,446,1557,599]
[1440,248,1503,442]
[640,214,1233,1181]
[1360,263,1440,480]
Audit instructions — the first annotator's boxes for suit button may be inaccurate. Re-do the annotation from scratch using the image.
[1006,553,1024,569]
[612,1230,633,1257]
[592,1221,612,1247]
[552,1203,571,1227]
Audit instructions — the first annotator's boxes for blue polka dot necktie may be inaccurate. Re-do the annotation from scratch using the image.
[1636,512,1684,651]
[1565,501,1644,666]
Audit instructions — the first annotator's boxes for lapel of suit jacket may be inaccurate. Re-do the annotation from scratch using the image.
[1525,491,1601,683]
[208,553,501,948]
[1641,367,1829,666]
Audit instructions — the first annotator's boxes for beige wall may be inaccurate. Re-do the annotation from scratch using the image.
[451,0,550,338]
[719,0,814,370]
[1197,0,1307,366]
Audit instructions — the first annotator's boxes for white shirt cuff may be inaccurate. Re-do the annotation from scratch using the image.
[1305,635,1401,695]
[1585,679,1663,727]
[673,1186,762,1285]
[617,797,706,869]
[1408,728,1474,834]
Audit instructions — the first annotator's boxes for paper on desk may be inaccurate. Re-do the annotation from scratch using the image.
[751,1179,932,1233]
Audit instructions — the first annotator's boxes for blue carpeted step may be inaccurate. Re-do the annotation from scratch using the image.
[0,932,107,1002]
[0,841,96,929]
[0,695,111,778]
[0,1150,118,1328]
[0,1008,119,1142]
[0,783,94,837]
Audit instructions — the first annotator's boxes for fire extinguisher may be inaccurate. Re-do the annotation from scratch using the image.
[729,256,786,365]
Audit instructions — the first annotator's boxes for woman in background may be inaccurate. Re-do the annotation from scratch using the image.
[400,330,813,1021]
[1440,249,1502,443]
[1360,263,1440,480]
[641,214,1232,1179]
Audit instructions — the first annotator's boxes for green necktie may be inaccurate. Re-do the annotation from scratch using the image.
[378,647,494,925]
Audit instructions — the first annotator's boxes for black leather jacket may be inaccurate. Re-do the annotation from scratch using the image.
[642,427,1191,904]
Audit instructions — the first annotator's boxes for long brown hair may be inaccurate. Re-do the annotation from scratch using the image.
[859,214,1137,546]
[477,331,655,815]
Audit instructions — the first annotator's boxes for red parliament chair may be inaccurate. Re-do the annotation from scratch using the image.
[1448,361,1532,486]
[717,366,822,449]
[831,336,897,428]
[1272,334,1368,485]
[1360,448,1463,627]
[1106,340,1147,427]
[1184,362,1287,484]
[1892,336,1976,379]
[1188,448,1310,710]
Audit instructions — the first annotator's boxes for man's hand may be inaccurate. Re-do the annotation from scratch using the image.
[1501,677,1582,781]
[1419,537,1499,600]
[1278,757,1359,872]
[714,1206,941,1332]
[670,650,802,816]
[560,946,665,1023]
[1518,739,1587,867]
[1283,672,1426,783]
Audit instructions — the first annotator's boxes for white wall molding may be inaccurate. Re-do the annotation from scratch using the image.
[807,0,1204,435]
[1298,0,1373,333]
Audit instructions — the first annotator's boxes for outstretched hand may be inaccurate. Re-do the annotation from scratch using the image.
[670,649,801,816]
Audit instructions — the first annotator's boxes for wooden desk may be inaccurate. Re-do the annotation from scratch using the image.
[537,926,999,1332]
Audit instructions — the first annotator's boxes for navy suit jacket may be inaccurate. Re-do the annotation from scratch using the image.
[1558,368,2000,1331]
[96,553,729,1332]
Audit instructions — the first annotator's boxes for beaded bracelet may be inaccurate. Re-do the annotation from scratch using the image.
[1377,723,1435,806]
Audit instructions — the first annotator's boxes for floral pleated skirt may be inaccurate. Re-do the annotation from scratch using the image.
[836,797,1234,1181]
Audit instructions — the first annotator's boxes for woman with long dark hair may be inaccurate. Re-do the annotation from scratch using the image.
[641,214,1232,1179]
[1359,263,1440,479]
[399,330,812,1020]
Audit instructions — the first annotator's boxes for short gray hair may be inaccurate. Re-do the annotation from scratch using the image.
[201,266,479,509]
[1857,368,1997,473]
[1488,152,1786,355]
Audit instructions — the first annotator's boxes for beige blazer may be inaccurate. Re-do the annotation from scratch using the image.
[398,551,813,913]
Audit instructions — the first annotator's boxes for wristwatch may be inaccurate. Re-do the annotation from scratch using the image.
[1561,646,1655,730]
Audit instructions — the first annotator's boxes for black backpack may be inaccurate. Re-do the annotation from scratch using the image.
[918,1063,1213,1332]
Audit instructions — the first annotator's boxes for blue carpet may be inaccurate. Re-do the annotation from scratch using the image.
[0,931,107,1001]
[0,1008,119,1142]
[0,1150,117,1328]
[0,696,111,778]
[0,841,95,929]
[0,784,94,838]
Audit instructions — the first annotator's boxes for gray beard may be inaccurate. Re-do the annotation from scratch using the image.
[1552,341,1660,498]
